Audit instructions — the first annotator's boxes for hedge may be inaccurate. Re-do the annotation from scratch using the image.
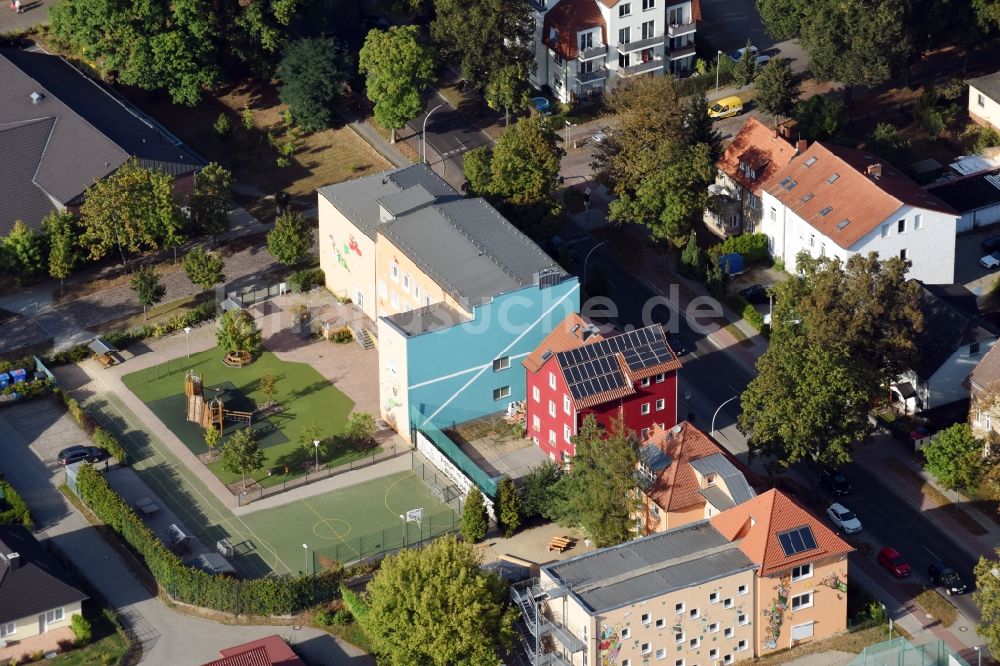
[289,268,326,293]
[74,464,343,615]
[708,233,770,266]
[56,390,128,464]
[0,479,34,529]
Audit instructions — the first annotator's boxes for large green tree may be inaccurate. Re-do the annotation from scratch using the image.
[754,58,800,124]
[189,163,233,237]
[182,246,226,291]
[266,211,311,266]
[473,115,562,207]
[358,26,435,143]
[732,39,757,87]
[922,424,987,490]
[359,536,517,666]
[793,95,846,142]
[975,548,1000,655]
[431,0,534,94]
[496,477,521,538]
[485,64,530,126]
[216,309,262,355]
[130,265,166,320]
[866,122,911,166]
[549,416,639,547]
[44,211,80,294]
[220,427,266,489]
[79,160,180,272]
[279,36,351,133]
[519,460,562,519]
[461,486,489,543]
[2,221,43,285]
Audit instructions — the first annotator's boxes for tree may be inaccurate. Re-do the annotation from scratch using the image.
[359,536,517,665]
[922,424,987,490]
[496,477,521,538]
[204,426,222,449]
[278,37,351,133]
[793,95,846,142]
[299,422,325,458]
[257,370,279,403]
[680,230,704,279]
[182,247,226,292]
[520,460,562,519]
[431,0,534,94]
[79,160,180,272]
[44,212,80,294]
[266,211,311,266]
[358,26,435,143]
[2,221,43,285]
[866,122,911,165]
[461,486,489,543]
[484,115,563,207]
[732,39,757,87]
[220,427,266,489]
[216,309,263,355]
[754,58,800,124]
[549,416,639,547]
[344,411,377,448]
[485,64,530,126]
[130,265,166,320]
[463,146,494,197]
[973,0,1000,32]
[975,548,1000,656]
[189,163,233,237]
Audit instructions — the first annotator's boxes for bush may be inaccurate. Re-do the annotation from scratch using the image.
[71,613,93,645]
[213,113,233,139]
[708,233,770,266]
[332,609,353,626]
[0,479,34,529]
[0,356,34,374]
[289,267,326,293]
[742,303,765,330]
[92,427,128,464]
[339,584,369,623]
[329,327,354,344]
[314,608,336,626]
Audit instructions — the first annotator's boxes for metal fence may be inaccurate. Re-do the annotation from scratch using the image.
[229,282,286,308]
[848,638,971,666]
[412,456,465,515]
[311,509,459,569]
[417,421,498,498]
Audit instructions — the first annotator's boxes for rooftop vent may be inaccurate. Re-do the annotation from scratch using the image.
[29,92,44,104]
[866,163,883,179]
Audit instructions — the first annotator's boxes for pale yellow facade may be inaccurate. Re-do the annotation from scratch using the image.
[373,237,471,321]
[638,466,744,535]
[1,602,81,643]
[317,196,377,320]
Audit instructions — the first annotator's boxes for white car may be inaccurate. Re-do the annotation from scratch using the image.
[730,45,759,62]
[981,251,1000,269]
[754,54,772,68]
[826,503,862,534]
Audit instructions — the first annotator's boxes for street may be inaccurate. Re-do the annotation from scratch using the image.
[406,88,494,191]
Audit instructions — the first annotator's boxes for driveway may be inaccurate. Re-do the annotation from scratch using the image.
[955,228,1000,298]
[0,399,373,666]
[697,0,811,74]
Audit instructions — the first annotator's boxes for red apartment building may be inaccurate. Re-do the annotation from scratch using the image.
[523,314,682,461]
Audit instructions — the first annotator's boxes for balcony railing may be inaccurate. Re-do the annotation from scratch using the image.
[575,68,608,84]
[667,20,697,37]
[619,58,665,77]
[668,43,696,59]
[578,44,608,61]
[617,34,664,54]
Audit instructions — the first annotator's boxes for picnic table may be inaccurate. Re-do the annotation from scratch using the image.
[135,497,159,517]
[548,535,575,553]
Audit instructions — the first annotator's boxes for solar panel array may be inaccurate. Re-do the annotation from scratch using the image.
[557,327,675,402]
[776,526,817,557]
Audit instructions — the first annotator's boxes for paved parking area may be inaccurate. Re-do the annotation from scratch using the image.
[1,397,87,473]
[696,0,811,73]
[955,227,1000,298]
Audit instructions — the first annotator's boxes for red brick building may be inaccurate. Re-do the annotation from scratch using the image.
[523,314,682,461]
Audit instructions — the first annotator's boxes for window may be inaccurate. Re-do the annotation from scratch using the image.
[642,642,652,655]
[494,386,511,401]
[809,234,814,248]
[564,395,571,414]
[689,607,700,620]
[643,0,655,8]
[709,648,719,661]
[390,263,399,280]
[641,612,651,625]
[619,27,631,44]
[689,637,701,649]
[723,656,733,665]
[709,592,719,604]
[724,627,733,639]
[580,59,595,73]
[979,93,985,107]
[619,52,631,68]
[642,20,655,39]
[619,2,631,16]
[45,609,64,622]
[549,401,556,417]
[656,648,667,659]
[723,597,733,609]
[655,372,665,383]
[564,424,572,443]
[738,613,749,625]
[532,386,540,402]
[770,207,776,222]
[675,602,685,614]
[622,627,631,639]
[493,356,510,371]
[533,415,540,431]
[549,372,556,389]
[391,292,399,308]
[641,427,650,440]
[898,218,906,233]
[424,294,431,307]
[881,223,891,238]
[791,591,813,611]
[709,622,719,633]
[413,283,420,300]
[0,622,14,637]
[738,584,748,596]
[900,248,907,261]
[972,342,982,355]
[379,280,387,298]
[549,430,556,445]
[622,660,631,666]
[675,630,685,644]
[914,214,922,230]
[402,273,410,290]
[792,563,813,581]
[641,403,651,415]
[791,621,815,640]
[737,640,748,652]
[656,399,665,411]
[656,618,665,629]
[641,377,651,387]
[580,32,593,50]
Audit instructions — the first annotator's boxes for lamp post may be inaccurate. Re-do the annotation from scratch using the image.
[399,514,407,546]
[974,646,981,666]
[313,439,320,472]
[880,602,893,640]
[184,326,192,358]
[302,543,309,575]
[565,121,576,148]
[422,104,444,164]
[582,240,609,292]
[715,50,723,91]
[711,394,739,437]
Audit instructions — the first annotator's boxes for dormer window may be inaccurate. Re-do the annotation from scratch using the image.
[705,473,717,486]
[549,27,558,41]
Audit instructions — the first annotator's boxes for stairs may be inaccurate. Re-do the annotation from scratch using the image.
[349,323,375,350]
[509,580,582,665]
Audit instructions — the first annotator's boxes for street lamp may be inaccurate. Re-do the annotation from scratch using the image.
[565,120,576,148]
[974,646,981,666]
[582,240,609,292]
[184,326,192,358]
[302,543,309,575]
[399,514,407,546]
[880,602,893,640]
[711,394,739,437]
[715,50,723,91]
[313,439,320,471]
[422,104,445,164]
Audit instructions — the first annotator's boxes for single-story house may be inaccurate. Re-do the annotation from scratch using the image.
[924,168,1000,232]
[969,71,1000,134]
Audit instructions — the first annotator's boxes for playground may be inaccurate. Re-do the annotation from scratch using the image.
[121,348,365,489]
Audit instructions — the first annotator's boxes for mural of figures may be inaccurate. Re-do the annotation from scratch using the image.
[760,577,790,650]
[823,570,848,592]
[598,624,623,666]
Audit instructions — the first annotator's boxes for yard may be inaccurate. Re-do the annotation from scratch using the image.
[121,348,365,489]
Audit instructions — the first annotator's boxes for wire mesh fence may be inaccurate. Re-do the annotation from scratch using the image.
[311,509,459,569]
[417,421,498,498]
[412,456,464,515]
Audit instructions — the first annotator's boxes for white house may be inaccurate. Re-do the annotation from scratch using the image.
[530,0,699,104]
[759,142,959,284]
[969,71,1000,134]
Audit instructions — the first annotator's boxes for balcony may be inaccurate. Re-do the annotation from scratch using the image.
[619,58,665,77]
[575,68,608,84]
[669,43,696,59]
[578,44,608,61]
[617,34,664,54]
[667,20,697,37]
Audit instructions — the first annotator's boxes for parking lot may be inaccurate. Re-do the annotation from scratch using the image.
[2,397,91,475]
[954,227,1000,297]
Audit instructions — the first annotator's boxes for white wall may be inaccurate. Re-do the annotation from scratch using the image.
[957,203,1000,232]
[970,83,1000,133]
[927,338,998,409]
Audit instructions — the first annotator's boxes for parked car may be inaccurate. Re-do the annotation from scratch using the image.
[739,284,772,304]
[57,445,109,465]
[820,468,852,496]
[592,127,610,144]
[981,251,1000,269]
[928,561,967,595]
[668,335,689,357]
[981,235,1000,252]
[754,54,772,68]
[877,547,912,578]
[708,96,743,119]
[826,503,862,534]
[729,45,759,62]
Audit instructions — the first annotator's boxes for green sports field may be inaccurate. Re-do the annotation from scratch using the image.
[122,348,363,488]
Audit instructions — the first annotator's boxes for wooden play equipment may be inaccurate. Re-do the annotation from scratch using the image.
[184,371,254,430]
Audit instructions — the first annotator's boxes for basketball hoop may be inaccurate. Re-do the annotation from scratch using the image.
[403,508,423,528]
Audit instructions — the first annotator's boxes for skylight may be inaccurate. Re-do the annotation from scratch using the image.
[804,156,817,167]
[801,193,814,203]
[777,526,817,557]
[819,206,833,216]
[836,219,851,230]
[826,173,840,184]
[781,179,798,191]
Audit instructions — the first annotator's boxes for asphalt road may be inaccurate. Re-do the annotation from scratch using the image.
[696,0,811,75]
[407,89,494,190]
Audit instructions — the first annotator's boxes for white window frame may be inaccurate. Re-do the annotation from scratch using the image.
[619,2,631,16]
[791,621,815,640]
[723,597,733,609]
[654,648,666,660]
[549,401,556,417]
[641,403,651,415]
[737,639,748,652]
[675,602,685,614]
[689,637,701,649]
[709,648,719,661]
[689,607,700,620]
[675,630,685,645]
[656,398,665,411]
[641,612,651,625]
[724,627,734,639]
[897,218,906,234]
[549,430,556,445]
[738,613,749,626]
[709,621,719,633]
[881,223,891,238]
[532,415,540,431]
[390,291,399,308]
[493,356,510,372]
[641,377,651,387]
[641,642,652,655]
[791,591,814,611]
[402,273,410,289]
[493,386,511,401]
[563,395,571,415]
[655,618,665,629]
[532,386,540,402]
[643,0,655,9]
[549,372,557,390]
[390,263,399,281]
[413,283,420,300]
[655,372,665,383]
[622,660,631,666]
[622,627,631,639]
[709,591,719,604]
[424,294,431,307]
[0,621,14,637]
[45,608,64,623]
[723,655,733,666]
[378,280,387,298]
[791,563,813,582]
[564,424,572,444]
[738,584,748,596]
[914,214,922,230]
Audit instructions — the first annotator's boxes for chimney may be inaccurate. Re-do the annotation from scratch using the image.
[795,139,808,154]
[866,163,883,179]
[29,91,43,104]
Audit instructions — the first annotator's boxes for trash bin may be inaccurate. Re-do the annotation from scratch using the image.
[0,373,8,390]
[10,369,27,384]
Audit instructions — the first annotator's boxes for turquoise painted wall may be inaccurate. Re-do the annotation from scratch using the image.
[404,279,580,430]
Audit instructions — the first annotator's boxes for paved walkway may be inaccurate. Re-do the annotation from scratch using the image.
[0,0,53,34]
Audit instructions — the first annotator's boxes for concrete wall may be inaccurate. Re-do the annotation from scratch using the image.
[970,84,1000,133]
[3,603,81,641]
[317,196,377,319]
[755,557,849,654]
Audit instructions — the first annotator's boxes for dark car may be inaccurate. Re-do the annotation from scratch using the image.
[820,468,852,496]
[928,561,967,595]
[982,235,1000,252]
[668,335,689,357]
[877,547,912,578]
[739,284,772,304]
[57,445,109,465]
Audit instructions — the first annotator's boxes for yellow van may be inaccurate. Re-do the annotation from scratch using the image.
[708,96,743,119]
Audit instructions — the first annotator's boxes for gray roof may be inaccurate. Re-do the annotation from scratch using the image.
[926,169,1000,214]
[0,49,204,232]
[378,184,436,217]
[969,71,1000,103]
[317,164,459,240]
[542,521,755,614]
[382,301,469,336]
[379,197,565,309]
[700,485,736,511]
[688,453,756,504]
[0,525,88,624]
[913,280,999,379]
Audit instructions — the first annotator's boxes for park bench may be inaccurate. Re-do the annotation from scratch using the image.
[548,535,575,552]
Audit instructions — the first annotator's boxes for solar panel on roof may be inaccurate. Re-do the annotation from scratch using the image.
[776,526,818,557]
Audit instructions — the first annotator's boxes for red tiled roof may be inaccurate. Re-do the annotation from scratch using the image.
[717,117,797,195]
[523,312,605,373]
[543,0,607,59]
[205,635,305,666]
[711,490,853,576]
[643,422,729,511]
[764,142,957,250]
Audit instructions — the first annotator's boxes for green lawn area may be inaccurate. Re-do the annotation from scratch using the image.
[122,348,363,488]
[49,612,129,665]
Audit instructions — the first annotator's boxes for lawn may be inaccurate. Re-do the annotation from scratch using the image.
[49,611,130,666]
[122,348,361,488]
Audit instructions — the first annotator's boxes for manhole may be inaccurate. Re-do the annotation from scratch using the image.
[959,626,968,632]
[925,613,934,619]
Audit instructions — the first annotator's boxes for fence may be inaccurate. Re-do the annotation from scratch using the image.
[848,638,971,666]
[229,282,286,308]
[311,509,459,569]
[412,456,465,515]
[417,421,498,499]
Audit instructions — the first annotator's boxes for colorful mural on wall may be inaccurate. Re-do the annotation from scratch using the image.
[598,624,622,666]
[823,570,848,593]
[761,577,790,650]
[348,234,362,256]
